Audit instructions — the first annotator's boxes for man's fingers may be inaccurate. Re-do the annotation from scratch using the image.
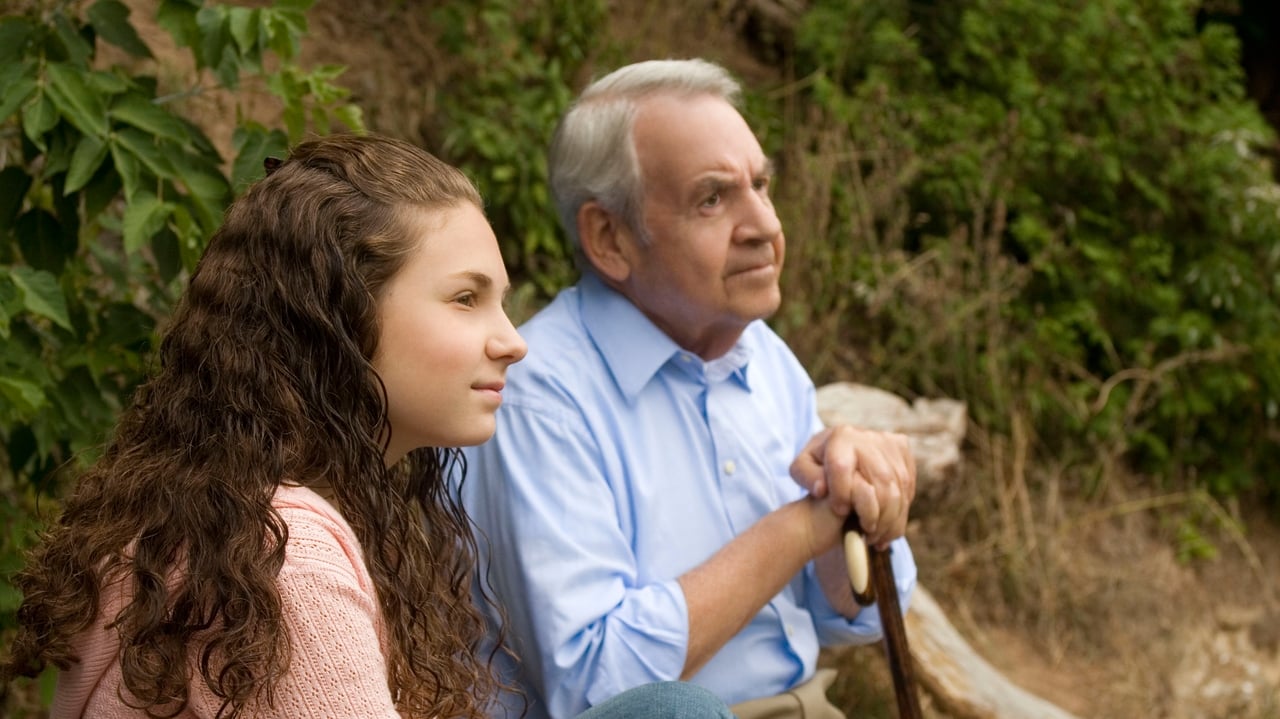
[792,427,839,497]
[820,427,858,507]
[850,474,879,536]
[795,426,916,545]
[848,431,913,545]
[868,480,907,548]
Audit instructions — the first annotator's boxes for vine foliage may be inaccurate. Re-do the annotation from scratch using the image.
[0,1,362,692]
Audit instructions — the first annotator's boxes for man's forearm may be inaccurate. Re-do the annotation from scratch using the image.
[676,496,843,678]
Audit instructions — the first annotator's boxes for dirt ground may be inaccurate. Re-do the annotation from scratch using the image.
[851,476,1280,719]
[119,1,1280,716]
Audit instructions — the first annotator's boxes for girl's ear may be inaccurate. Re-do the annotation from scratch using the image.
[577,201,634,283]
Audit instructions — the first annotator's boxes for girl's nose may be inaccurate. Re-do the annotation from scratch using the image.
[488,315,527,364]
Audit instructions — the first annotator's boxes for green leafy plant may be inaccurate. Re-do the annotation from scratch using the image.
[431,0,606,297]
[775,0,1280,502]
[0,0,363,686]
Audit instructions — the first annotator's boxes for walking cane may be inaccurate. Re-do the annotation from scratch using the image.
[843,515,924,719]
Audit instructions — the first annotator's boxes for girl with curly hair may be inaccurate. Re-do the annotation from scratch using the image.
[1,134,731,719]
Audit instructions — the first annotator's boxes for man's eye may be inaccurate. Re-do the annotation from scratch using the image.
[701,193,721,208]
[752,178,770,192]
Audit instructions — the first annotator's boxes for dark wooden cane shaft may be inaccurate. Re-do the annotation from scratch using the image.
[868,543,924,719]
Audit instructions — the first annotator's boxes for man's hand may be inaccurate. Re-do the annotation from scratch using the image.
[790,425,916,549]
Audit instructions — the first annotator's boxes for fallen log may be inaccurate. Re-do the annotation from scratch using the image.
[906,586,1080,719]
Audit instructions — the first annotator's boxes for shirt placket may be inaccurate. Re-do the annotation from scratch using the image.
[703,367,809,673]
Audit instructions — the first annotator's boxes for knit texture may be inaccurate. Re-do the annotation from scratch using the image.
[50,485,401,718]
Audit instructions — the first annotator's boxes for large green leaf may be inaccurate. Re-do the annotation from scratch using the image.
[86,68,130,96]
[231,125,289,191]
[8,265,71,331]
[113,127,175,183]
[122,193,173,255]
[109,136,143,201]
[168,152,230,207]
[195,6,234,81]
[21,90,58,147]
[65,133,110,194]
[0,16,38,66]
[0,60,37,121]
[45,62,111,138]
[228,7,260,54]
[109,93,191,144]
[0,377,46,415]
[42,127,78,177]
[50,12,92,67]
[333,103,364,133]
[87,0,154,58]
[155,0,201,50]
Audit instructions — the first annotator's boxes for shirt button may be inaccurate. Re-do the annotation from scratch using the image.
[785,624,795,637]
[723,460,736,475]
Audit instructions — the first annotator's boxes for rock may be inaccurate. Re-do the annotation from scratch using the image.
[816,382,967,486]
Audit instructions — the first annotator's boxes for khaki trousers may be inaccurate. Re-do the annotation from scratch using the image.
[727,668,846,719]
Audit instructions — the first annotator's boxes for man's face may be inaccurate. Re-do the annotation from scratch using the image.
[620,93,785,360]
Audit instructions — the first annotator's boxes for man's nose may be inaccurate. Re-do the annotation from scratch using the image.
[735,190,783,242]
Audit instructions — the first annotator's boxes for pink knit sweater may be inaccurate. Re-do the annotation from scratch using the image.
[51,485,402,718]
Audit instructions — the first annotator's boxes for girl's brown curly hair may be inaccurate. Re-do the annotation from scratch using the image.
[1,134,503,718]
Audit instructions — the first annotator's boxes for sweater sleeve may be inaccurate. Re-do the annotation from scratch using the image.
[215,501,402,718]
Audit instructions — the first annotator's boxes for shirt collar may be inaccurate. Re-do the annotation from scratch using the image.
[579,273,754,400]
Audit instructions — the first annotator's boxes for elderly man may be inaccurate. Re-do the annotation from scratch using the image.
[460,58,917,719]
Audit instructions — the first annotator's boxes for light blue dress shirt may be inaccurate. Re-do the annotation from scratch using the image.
[459,274,916,719]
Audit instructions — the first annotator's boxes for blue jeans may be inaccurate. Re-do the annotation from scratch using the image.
[577,682,735,718]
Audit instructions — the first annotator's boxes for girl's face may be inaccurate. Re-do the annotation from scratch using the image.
[372,203,527,463]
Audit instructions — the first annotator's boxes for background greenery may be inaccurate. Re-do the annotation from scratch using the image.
[2,0,1277,714]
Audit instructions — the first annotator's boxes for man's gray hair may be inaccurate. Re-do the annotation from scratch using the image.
[548,59,742,265]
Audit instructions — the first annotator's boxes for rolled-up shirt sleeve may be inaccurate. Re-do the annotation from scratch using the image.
[803,536,918,646]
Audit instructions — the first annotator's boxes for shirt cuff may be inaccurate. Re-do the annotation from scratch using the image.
[810,537,917,645]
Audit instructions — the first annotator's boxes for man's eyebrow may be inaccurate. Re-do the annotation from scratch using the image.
[691,175,732,195]
[691,160,776,196]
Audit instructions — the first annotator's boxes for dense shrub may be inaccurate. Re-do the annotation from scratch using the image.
[0,2,360,708]
[773,0,1280,499]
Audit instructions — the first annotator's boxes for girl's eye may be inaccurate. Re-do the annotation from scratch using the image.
[454,292,477,307]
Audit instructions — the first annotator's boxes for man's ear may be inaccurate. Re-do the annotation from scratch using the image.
[578,201,634,284]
